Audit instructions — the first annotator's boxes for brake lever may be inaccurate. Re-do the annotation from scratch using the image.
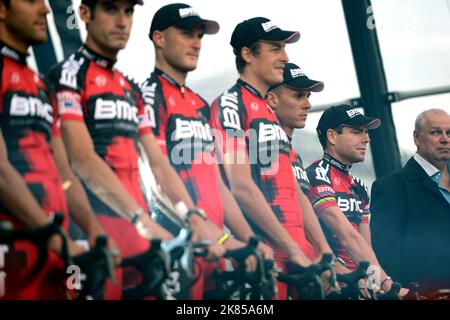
[317,253,338,289]
[374,282,402,300]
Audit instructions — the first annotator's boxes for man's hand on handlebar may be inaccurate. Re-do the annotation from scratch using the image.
[205,242,226,262]
[257,242,274,260]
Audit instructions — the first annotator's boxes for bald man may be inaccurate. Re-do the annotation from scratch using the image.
[371,108,450,294]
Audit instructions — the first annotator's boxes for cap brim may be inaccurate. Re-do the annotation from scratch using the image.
[285,78,324,92]
[346,117,381,129]
[261,29,300,44]
[175,17,220,35]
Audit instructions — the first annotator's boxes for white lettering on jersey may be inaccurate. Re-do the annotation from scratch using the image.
[141,82,158,128]
[94,99,139,123]
[292,165,309,182]
[57,91,82,117]
[337,197,362,212]
[315,161,331,184]
[59,55,85,90]
[174,118,214,141]
[317,186,334,194]
[220,92,241,130]
[258,123,289,143]
[10,95,53,123]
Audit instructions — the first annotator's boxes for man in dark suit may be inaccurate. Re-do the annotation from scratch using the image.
[371,108,450,293]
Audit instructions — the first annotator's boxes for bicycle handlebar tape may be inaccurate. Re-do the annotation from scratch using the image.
[248,236,259,248]
[51,213,64,226]
[95,235,108,249]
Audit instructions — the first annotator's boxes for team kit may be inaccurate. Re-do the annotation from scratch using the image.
[1,0,449,301]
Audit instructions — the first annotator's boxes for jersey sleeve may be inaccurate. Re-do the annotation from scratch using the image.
[140,77,169,155]
[209,90,247,157]
[306,161,338,213]
[36,75,61,138]
[126,77,152,137]
[47,54,85,122]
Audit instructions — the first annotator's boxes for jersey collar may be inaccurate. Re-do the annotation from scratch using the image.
[80,45,116,70]
[154,67,188,95]
[0,42,28,65]
[237,79,264,99]
[323,153,352,174]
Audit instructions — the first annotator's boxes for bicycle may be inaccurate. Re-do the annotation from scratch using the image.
[204,237,276,300]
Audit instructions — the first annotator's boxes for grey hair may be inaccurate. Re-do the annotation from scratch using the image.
[415,108,449,133]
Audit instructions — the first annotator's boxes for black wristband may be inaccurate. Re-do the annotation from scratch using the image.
[186,208,208,221]
[130,208,144,224]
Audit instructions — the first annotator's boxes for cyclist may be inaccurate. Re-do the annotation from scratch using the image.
[266,62,323,196]
[141,3,273,299]
[0,0,118,299]
[306,104,407,295]
[209,17,334,299]
[48,0,224,299]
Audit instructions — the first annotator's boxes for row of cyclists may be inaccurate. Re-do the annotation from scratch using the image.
[0,0,413,300]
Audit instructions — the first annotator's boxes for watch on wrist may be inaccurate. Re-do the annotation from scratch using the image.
[334,256,347,266]
[130,207,144,225]
[186,207,208,221]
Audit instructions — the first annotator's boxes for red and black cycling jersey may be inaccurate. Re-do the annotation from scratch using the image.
[0,42,68,229]
[140,68,224,228]
[288,140,310,195]
[307,153,370,270]
[47,45,152,215]
[210,79,314,260]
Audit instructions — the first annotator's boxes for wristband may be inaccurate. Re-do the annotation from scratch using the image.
[130,207,144,225]
[217,232,230,245]
[186,207,208,221]
[334,256,347,266]
[381,276,392,289]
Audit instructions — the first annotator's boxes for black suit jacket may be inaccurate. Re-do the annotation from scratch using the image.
[371,157,450,291]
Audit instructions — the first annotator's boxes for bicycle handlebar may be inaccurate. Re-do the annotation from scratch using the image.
[72,235,115,300]
[0,214,70,284]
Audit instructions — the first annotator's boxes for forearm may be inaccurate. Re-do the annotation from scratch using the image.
[0,163,49,227]
[343,232,389,281]
[152,158,195,209]
[232,182,305,258]
[220,181,254,242]
[359,223,372,246]
[63,173,104,238]
[72,153,141,218]
[139,135,195,212]
[297,188,331,254]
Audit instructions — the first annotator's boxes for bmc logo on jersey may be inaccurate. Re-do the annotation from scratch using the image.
[337,197,362,212]
[9,94,53,123]
[174,118,213,141]
[94,98,139,123]
[59,55,85,90]
[292,165,309,182]
[258,123,289,143]
[220,91,241,130]
[317,186,334,194]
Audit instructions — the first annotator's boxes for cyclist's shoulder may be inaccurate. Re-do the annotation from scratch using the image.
[212,81,244,105]
[47,51,89,91]
[307,159,333,186]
